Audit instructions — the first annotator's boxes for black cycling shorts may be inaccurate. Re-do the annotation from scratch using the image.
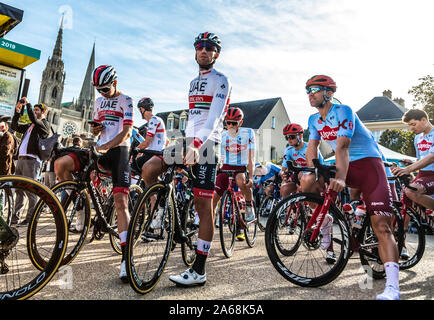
[98,146,131,194]
[191,141,220,199]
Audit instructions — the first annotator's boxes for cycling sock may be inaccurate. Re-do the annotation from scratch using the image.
[120,231,127,262]
[384,262,399,290]
[193,238,212,275]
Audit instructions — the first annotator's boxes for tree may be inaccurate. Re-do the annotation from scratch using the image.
[408,75,434,122]
[379,129,416,157]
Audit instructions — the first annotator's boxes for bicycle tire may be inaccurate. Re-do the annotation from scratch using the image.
[257,196,274,232]
[399,208,425,270]
[0,187,13,225]
[245,206,258,248]
[181,197,197,266]
[219,191,236,258]
[358,208,404,279]
[126,182,174,294]
[34,180,91,266]
[0,176,67,300]
[265,192,351,287]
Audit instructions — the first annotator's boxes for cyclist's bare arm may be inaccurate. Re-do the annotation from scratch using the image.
[138,135,153,150]
[392,153,434,176]
[306,139,320,167]
[329,136,350,192]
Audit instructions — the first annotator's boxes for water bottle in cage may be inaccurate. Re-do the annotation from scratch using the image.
[234,191,246,213]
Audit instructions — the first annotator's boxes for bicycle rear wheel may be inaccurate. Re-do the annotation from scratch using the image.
[399,209,425,270]
[36,181,91,266]
[245,207,258,248]
[0,187,13,225]
[358,209,404,279]
[1,176,67,300]
[219,191,237,258]
[126,183,174,294]
[265,193,351,287]
[181,197,198,266]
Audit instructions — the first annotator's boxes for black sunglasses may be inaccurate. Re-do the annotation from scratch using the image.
[97,87,111,93]
[196,42,217,52]
[225,121,239,126]
[285,135,297,140]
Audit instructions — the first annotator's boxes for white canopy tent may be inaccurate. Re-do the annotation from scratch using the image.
[324,144,417,165]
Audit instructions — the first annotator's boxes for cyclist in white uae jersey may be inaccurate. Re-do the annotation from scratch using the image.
[90,65,133,283]
[135,98,169,188]
[169,32,231,287]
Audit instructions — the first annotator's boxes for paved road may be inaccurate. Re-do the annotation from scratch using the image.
[33,230,434,301]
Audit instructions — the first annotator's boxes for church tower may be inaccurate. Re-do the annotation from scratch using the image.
[38,17,65,109]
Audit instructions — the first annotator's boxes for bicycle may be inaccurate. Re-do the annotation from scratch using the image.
[265,159,404,287]
[256,172,281,232]
[33,146,141,266]
[217,169,257,258]
[126,148,198,294]
[0,175,67,300]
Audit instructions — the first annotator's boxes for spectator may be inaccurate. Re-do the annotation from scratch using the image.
[0,115,16,175]
[11,97,51,226]
[72,136,83,148]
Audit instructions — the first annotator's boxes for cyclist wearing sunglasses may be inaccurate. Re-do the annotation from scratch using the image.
[303,75,400,300]
[91,64,134,283]
[280,123,324,198]
[214,107,256,240]
[169,32,232,287]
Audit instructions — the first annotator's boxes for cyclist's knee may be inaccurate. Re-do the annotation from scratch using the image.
[371,216,393,237]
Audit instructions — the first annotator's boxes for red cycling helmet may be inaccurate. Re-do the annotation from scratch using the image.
[225,107,244,121]
[306,75,337,92]
[283,123,304,135]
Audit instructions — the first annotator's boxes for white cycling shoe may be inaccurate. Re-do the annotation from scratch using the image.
[376,286,401,300]
[169,268,206,287]
[119,260,128,284]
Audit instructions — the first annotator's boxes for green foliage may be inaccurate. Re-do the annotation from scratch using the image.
[408,75,434,122]
[379,129,416,157]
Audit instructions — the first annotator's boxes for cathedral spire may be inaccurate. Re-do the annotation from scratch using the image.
[52,15,64,58]
[78,42,95,106]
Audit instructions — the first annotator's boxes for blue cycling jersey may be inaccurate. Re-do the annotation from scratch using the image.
[282,143,324,168]
[415,128,434,171]
[308,104,382,162]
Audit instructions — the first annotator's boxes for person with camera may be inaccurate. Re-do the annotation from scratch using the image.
[11,97,51,226]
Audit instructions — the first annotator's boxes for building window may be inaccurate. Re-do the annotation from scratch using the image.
[271,116,276,129]
[167,119,174,130]
[180,118,186,131]
[52,87,58,99]
[271,146,276,161]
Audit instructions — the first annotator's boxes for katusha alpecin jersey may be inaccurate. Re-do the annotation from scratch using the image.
[221,127,255,166]
[415,128,434,171]
[94,93,134,147]
[282,143,324,168]
[308,104,382,162]
[187,68,231,148]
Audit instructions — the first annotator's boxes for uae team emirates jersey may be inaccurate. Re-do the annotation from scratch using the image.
[94,93,134,147]
[308,104,382,162]
[221,128,255,166]
[415,128,434,171]
[146,115,167,151]
[186,68,231,147]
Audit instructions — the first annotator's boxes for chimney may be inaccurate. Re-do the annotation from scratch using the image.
[393,98,405,108]
[383,90,392,99]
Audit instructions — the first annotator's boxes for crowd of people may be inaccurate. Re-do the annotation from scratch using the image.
[0,31,433,301]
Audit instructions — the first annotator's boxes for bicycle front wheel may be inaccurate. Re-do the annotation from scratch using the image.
[399,209,425,270]
[126,183,174,294]
[257,196,274,232]
[1,176,67,300]
[265,193,351,287]
[219,191,237,258]
[181,197,198,266]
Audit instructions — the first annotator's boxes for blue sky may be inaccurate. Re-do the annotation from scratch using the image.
[4,0,434,128]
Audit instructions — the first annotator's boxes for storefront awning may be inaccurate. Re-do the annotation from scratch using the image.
[0,2,23,38]
[0,37,40,69]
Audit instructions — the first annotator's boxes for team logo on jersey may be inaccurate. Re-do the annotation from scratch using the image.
[338,119,348,130]
[417,139,433,152]
[318,126,338,141]
[295,158,307,166]
[225,143,247,153]
[349,120,354,130]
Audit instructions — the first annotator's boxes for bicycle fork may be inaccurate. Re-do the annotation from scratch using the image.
[305,190,338,242]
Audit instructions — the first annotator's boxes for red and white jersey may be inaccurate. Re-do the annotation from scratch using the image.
[94,93,134,147]
[415,128,434,171]
[187,68,231,147]
[146,115,166,151]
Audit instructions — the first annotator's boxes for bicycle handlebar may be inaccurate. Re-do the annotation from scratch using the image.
[286,159,336,184]
[217,168,250,184]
